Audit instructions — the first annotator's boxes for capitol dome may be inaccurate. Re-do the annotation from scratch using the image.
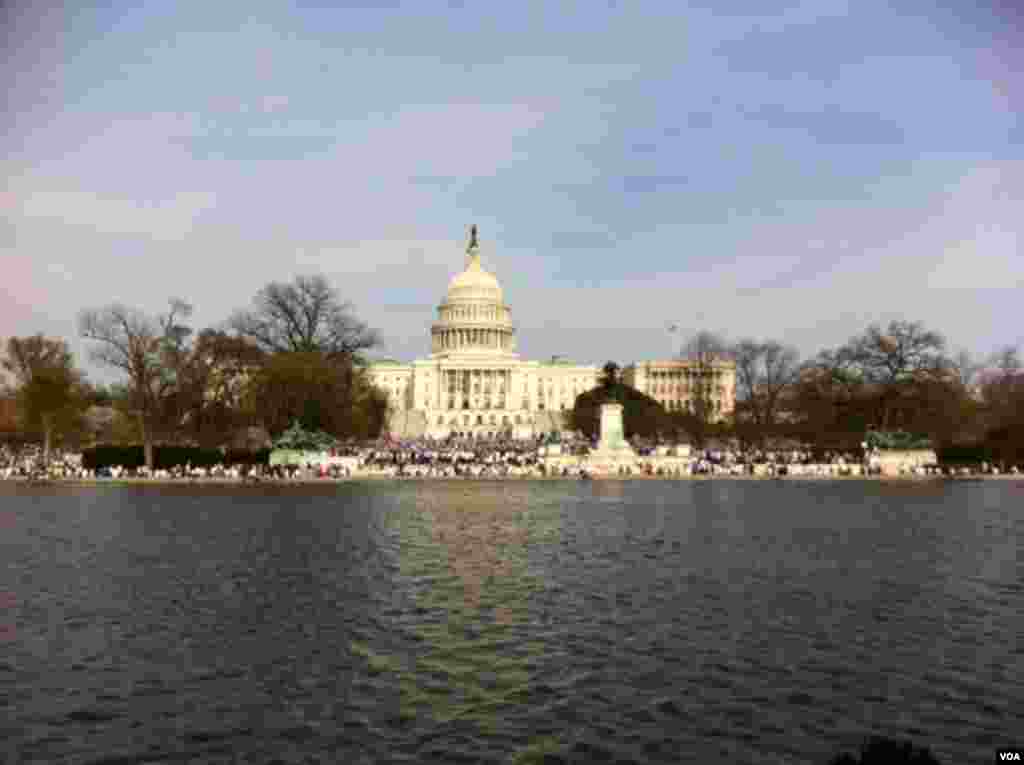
[445,252,504,303]
[431,226,516,357]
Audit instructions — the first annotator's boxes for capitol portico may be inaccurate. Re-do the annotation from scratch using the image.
[365,227,735,439]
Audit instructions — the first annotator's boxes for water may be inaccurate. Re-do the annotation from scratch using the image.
[2,480,1021,764]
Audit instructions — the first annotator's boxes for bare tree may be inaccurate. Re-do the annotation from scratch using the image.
[229,274,381,361]
[981,344,1024,426]
[951,348,982,390]
[989,344,1021,378]
[845,320,952,432]
[732,339,801,443]
[849,321,950,385]
[677,330,731,446]
[2,335,87,461]
[78,300,193,468]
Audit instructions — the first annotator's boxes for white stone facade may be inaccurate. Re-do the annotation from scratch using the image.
[622,359,736,422]
[366,233,599,439]
[365,230,736,439]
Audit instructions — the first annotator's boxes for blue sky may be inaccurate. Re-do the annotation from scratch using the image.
[3,0,1022,379]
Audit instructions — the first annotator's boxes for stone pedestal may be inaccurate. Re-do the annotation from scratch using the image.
[597,403,628,451]
[584,403,638,474]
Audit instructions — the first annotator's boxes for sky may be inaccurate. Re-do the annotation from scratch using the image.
[2,0,1022,383]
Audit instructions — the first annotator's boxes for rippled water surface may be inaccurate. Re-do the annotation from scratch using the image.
[2,480,1021,764]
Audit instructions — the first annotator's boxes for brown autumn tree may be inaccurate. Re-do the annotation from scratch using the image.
[846,320,952,433]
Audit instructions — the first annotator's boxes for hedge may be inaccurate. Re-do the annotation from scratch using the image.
[935,443,992,465]
[81,445,272,470]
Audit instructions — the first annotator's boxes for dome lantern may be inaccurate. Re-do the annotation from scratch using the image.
[430,225,517,357]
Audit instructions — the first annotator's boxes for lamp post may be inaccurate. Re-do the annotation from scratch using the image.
[666,312,705,357]
[666,322,680,359]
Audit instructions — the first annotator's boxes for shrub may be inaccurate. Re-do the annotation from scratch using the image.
[82,445,271,470]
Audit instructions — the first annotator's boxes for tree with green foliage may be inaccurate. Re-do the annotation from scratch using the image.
[272,420,340,451]
[245,350,388,441]
[2,335,89,461]
[174,329,265,447]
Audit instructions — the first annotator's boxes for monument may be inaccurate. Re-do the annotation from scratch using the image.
[584,402,638,474]
[365,224,737,440]
[596,403,628,452]
[863,430,937,476]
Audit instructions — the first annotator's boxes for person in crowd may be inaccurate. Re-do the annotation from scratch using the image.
[1,438,1020,481]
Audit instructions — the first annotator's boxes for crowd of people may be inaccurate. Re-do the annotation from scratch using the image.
[0,437,1020,482]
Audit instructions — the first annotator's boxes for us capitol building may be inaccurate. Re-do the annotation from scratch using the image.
[365,226,735,439]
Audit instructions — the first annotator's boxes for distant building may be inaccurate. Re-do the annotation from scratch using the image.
[364,228,736,438]
[622,359,735,421]
[364,230,599,439]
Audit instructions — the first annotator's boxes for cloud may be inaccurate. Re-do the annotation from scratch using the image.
[341,102,547,179]
[5,181,217,241]
[736,104,906,146]
[2,1,1020,379]
[922,162,1024,289]
[548,231,619,250]
[621,175,691,193]
[314,238,466,275]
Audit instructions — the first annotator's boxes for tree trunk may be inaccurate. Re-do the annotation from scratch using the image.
[139,416,154,469]
[42,415,53,465]
[880,394,892,433]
